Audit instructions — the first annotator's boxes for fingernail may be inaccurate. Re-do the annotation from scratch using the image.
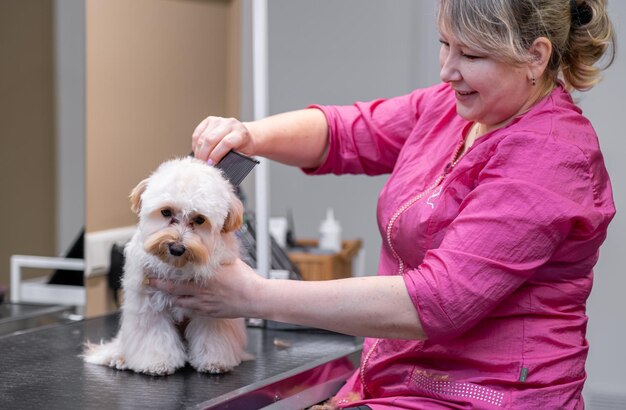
[207,158,214,166]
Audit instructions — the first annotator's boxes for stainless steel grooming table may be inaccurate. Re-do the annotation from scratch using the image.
[0,313,362,409]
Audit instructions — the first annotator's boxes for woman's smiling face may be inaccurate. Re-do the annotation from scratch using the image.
[438,29,535,132]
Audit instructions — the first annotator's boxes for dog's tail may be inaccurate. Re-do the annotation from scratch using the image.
[81,338,127,370]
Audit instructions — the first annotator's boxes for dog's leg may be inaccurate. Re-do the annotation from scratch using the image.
[83,306,186,376]
[186,317,252,374]
[115,305,187,376]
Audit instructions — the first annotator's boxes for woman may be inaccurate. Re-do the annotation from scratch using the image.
[151,0,616,408]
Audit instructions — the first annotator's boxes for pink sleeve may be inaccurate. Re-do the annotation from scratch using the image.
[402,134,610,342]
[303,84,450,175]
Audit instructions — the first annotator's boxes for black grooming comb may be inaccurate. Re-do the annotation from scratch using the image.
[216,150,260,186]
[190,150,259,186]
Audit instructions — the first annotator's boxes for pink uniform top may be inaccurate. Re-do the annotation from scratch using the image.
[305,82,615,409]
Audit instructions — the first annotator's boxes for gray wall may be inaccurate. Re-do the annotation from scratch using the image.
[247,0,625,402]
[579,2,626,401]
[260,0,438,276]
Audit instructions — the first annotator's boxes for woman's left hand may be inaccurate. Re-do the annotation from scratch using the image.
[147,258,265,318]
[148,258,426,340]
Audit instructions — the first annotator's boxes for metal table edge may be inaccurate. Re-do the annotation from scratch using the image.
[193,343,363,409]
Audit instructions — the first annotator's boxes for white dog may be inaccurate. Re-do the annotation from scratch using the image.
[83,157,251,375]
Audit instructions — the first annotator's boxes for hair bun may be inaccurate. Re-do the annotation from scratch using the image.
[571,0,593,27]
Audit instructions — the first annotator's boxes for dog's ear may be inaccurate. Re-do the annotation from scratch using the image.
[222,193,244,233]
[129,178,149,214]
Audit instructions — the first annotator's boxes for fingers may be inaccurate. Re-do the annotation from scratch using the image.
[194,139,212,164]
[192,116,251,164]
[147,282,227,317]
[144,258,253,318]
[171,295,201,311]
[211,131,244,164]
[191,117,211,149]
[192,116,219,162]
[146,279,211,312]
[147,278,198,296]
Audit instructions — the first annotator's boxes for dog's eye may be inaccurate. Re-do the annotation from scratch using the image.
[193,216,205,225]
[161,209,172,218]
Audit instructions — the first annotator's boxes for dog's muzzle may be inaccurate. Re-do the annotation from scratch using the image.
[168,243,186,257]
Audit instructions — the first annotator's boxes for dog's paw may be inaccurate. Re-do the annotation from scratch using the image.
[188,349,254,374]
[189,347,251,374]
[83,340,185,375]
[137,361,180,376]
[189,351,248,374]
[192,361,235,374]
[126,349,186,376]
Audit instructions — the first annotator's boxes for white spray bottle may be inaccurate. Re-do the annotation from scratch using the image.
[319,208,342,253]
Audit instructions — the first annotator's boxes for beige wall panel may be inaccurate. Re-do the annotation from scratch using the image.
[86,0,240,233]
[0,0,55,289]
[85,275,116,318]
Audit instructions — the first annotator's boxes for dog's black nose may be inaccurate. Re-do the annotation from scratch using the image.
[168,243,186,257]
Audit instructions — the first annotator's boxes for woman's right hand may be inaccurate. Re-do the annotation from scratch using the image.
[193,109,329,168]
[192,116,256,164]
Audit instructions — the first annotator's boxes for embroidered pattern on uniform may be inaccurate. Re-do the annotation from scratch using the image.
[412,371,504,407]
[426,186,443,208]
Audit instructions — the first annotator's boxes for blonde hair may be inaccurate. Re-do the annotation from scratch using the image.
[437,0,616,92]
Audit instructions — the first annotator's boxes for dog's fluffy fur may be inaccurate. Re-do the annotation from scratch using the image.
[83,157,252,375]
